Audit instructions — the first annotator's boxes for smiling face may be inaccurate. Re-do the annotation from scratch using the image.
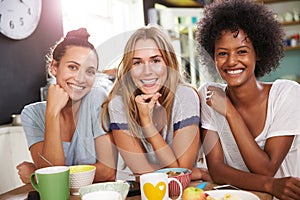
[214,29,258,87]
[130,39,167,94]
[51,46,98,101]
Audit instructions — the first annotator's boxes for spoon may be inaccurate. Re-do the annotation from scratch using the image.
[38,152,54,166]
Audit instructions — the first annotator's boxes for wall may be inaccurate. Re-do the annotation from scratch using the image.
[0,0,64,125]
[261,49,300,82]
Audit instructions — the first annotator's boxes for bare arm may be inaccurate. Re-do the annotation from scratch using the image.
[30,84,69,168]
[112,129,158,174]
[202,129,300,200]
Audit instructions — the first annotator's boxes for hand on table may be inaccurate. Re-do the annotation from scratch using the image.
[271,176,300,200]
[16,161,37,184]
[191,167,212,182]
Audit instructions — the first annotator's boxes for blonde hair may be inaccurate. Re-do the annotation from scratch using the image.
[101,25,191,137]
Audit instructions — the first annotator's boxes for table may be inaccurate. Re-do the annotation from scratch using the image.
[0,182,273,200]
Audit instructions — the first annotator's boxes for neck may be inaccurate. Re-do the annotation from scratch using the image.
[227,80,263,107]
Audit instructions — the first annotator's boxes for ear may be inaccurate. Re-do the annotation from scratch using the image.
[49,60,58,77]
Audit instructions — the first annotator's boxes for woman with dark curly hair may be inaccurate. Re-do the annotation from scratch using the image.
[196,0,300,199]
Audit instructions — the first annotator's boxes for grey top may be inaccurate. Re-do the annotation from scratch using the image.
[108,84,201,165]
[199,79,300,177]
[21,86,107,166]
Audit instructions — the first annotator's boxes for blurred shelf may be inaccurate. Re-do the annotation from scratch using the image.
[285,45,300,51]
[256,0,299,3]
[158,0,204,8]
[281,21,300,26]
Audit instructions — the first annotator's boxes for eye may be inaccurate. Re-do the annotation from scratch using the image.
[238,49,248,55]
[217,51,227,56]
[86,68,96,76]
[153,58,162,63]
[68,64,78,71]
[132,60,143,66]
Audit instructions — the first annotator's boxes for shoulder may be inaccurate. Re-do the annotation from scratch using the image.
[21,101,46,124]
[108,94,124,111]
[271,79,300,96]
[175,85,199,99]
[21,101,46,116]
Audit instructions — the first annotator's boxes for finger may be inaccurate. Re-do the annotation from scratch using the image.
[206,91,214,100]
[150,93,161,105]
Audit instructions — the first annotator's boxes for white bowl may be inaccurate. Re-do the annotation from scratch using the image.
[82,191,122,200]
[69,165,96,195]
[79,181,130,200]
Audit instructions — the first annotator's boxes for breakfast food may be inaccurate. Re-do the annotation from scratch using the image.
[182,187,241,200]
[166,171,184,177]
[206,193,241,200]
[182,187,207,200]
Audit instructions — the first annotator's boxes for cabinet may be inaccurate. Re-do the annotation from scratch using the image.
[0,125,32,194]
[260,0,300,51]
[259,0,300,82]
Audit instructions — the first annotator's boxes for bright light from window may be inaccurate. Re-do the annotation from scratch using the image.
[60,0,145,70]
[61,0,112,46]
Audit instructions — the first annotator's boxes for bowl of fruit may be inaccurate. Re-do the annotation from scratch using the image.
[156,167,192,198]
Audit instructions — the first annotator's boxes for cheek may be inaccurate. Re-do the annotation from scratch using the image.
[85,75,96,85]
[154,66,167,78]
[130,67,143,80]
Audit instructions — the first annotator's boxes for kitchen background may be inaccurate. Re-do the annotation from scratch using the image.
[0,0,300,125]
[0,0,299,194]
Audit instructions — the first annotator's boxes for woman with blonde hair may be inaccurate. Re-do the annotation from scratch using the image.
[101,25,210,181]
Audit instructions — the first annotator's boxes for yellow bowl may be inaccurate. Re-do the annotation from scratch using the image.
[70,165,96,174]
[69,165,96,195]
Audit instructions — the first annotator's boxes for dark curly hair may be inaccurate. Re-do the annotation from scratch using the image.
[196,0,285,78]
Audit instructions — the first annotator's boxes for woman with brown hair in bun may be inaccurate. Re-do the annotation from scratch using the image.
[17,28,117,184]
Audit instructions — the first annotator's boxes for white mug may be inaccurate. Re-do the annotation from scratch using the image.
[140,172,183,200]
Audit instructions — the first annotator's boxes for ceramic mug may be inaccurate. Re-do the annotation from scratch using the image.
[140,172,183,200]
[30,166,70,200]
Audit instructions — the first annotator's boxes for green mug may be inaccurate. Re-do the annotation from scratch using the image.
[30,166,70,200]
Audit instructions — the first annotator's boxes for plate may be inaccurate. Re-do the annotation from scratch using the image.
[205,190,260,200]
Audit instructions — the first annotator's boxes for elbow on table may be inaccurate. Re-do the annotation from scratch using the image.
[94,168,116,182]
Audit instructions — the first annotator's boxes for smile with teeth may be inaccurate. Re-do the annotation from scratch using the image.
[226,69,243,74]
[141,78,157,85]
[69,83,85,90]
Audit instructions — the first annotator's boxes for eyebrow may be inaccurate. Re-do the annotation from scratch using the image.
[66,61,80,65]
[132,55,162,60]
[216,45,250,50]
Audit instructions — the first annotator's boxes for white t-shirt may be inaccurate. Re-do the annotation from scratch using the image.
[199,79,300,178]
[108,84,201,179]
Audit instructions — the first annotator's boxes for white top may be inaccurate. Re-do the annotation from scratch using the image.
[108,85,201,179]
[198,79,300,178]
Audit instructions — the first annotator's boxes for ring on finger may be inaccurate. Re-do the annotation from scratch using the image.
[206,91,214,100]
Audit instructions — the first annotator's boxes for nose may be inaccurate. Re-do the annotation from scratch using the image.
[75,69,85,82]
[228,53,238,66]
[143,62,152,74]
